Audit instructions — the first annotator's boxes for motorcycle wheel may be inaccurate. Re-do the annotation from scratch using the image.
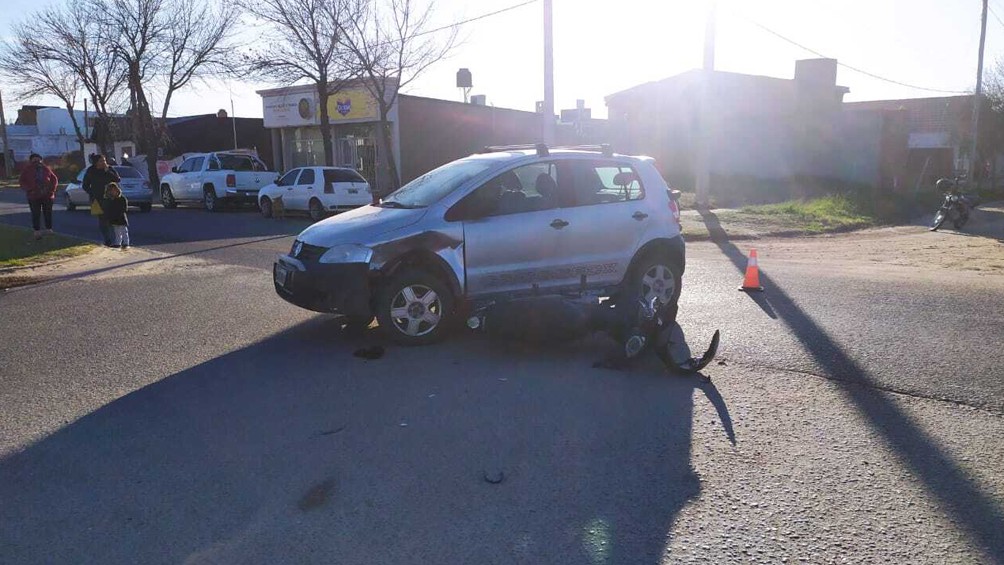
[954,213,969,230]
[930,209,948,231]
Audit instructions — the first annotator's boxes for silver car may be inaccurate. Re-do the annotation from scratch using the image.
[273,145,685,345]
[65,166,153,212]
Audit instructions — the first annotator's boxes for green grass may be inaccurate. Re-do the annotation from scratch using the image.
[734,194,876,233]
[0,224,96,269]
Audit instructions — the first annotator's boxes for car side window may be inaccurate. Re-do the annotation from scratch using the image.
[207,157,221,170]
[447,162,559,220]
[189,157,206,172]
[178,159,194,173]
[277,169,300,187]
[298,168,315,186]
[560,160,645,207]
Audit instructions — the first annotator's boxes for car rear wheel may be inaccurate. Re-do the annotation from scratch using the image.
[161,185,177,209]
[204,187,219,213]
[627,252,682,321]
[308,198,325,222]
[65,193,76,211]
[376,268,455,346]
[260,197,273,218]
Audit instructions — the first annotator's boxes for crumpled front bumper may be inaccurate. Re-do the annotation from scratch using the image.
[273,254,372,317]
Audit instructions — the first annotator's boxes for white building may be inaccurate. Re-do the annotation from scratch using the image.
[2,107,135,164]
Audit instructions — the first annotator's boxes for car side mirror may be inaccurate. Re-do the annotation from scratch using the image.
[171,167,179,173]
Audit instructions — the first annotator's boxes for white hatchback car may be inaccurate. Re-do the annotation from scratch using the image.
[258,166,371,221]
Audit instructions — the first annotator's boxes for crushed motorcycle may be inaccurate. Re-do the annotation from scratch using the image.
[465,293,720,374]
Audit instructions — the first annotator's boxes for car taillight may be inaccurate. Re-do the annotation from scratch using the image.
[226,174,236,188]
[667,190,681,228]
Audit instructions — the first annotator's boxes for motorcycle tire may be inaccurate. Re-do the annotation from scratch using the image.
[930,209,948,231]
[954,214,969,230]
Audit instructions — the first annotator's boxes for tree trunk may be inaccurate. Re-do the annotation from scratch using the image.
[129,67,161,190]
[377,107,399,197]
[318,82,334,167]
[64,102,86,165]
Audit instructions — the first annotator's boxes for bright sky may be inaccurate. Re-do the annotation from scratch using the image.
[1,0,1000,120]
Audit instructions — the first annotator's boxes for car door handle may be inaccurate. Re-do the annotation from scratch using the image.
[550,219,569,229]
[632,211,649,220]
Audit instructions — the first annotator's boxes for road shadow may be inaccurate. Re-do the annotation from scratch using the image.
[0,190,315,246]
[0,318,724,564]
[698,209,1004,560]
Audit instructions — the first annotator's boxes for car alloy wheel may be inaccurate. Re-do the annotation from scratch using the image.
[204,188,217,212]
[260,197,273,218]
[161,186,177,209]
[389,284,442,337]
[641,263,677,305]
[309,198,324,222]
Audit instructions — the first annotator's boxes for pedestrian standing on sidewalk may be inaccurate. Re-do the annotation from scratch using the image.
[82,153,120,247]
[102,182,130,249]
[18,153,59,240]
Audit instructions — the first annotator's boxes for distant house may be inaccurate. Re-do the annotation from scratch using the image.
[6,105,136,165]
[164,111,274,168]
[604,59,902,202]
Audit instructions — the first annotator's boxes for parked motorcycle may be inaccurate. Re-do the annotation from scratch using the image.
[930,177,980,231]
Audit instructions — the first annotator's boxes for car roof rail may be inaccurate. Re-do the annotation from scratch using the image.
[550,144,614,157]
[481,143,550,157]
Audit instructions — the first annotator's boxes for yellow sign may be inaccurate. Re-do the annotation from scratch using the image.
[325,87,379,121]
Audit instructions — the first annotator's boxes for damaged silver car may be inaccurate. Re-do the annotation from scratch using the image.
[273,144,686,346]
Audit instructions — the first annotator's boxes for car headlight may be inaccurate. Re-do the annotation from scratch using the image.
[319,244,373,264]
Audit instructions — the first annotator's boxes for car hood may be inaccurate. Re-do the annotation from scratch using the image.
[296,205,428,247]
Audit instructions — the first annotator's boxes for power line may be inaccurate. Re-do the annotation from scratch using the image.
[411,0,540,40]
[743,17,969,95]
[989,4,1004,29]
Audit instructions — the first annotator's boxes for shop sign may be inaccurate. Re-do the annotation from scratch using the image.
[326,87,379,121]
[263,92,319,128]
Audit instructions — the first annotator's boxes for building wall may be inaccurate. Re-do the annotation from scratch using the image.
[397,95,541,184]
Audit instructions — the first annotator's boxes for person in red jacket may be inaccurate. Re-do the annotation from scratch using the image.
[19,153,59,239]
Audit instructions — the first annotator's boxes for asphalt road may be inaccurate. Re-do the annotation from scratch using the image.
[1,189,1002,563]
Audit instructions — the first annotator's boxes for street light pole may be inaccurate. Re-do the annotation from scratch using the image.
[542,0,555,145]
[970,0,988,181]
[696,0,717,207]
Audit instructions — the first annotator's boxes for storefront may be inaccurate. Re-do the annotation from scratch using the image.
[257,82,400,188]
[259,80,544,195]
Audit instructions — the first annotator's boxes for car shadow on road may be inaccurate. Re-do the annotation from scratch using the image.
[699,208,1004,559]
[0,317,728,564]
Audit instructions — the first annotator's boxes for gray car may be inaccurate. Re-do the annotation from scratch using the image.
[65,165,153,212]
[273,145,685,345]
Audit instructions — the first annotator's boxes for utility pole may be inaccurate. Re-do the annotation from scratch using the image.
[542,0,555,145]
[0,90,11,178]
[970,0,988,182]
[231,98,238,150]
[695,0,717,207]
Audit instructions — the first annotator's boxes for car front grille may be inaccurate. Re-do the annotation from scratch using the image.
[294,241,326,263]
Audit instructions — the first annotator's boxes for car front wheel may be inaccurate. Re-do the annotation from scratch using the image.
[161,185,177,209]
[65,193,76,211]
[260,197,273,218]
[376,268,455,346]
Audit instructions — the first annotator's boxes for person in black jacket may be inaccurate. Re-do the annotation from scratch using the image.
[82,154,120,247]
[103,183,130,249]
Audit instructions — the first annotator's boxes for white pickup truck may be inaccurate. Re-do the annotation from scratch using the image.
[159,152,279,212]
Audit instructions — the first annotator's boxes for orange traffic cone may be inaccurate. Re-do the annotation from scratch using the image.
[739,249,764,292]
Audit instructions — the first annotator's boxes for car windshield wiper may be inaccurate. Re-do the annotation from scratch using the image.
[379,201,424,209]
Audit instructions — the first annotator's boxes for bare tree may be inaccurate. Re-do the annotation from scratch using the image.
[0,28,88,160]
[34,1,129,157]
[977,57,1004,189]
[161,0,240,121]
[97,0,237,187]
[239,0,361,167]
[341,0,457,195]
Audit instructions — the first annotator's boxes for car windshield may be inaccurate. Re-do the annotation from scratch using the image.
[114,166,143,178]
[381,158,499,209]
[217,154,267,172]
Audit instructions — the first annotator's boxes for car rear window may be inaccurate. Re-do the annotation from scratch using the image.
[114,166,143,178]
[324,169,366,184]
[217,154,267,171]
